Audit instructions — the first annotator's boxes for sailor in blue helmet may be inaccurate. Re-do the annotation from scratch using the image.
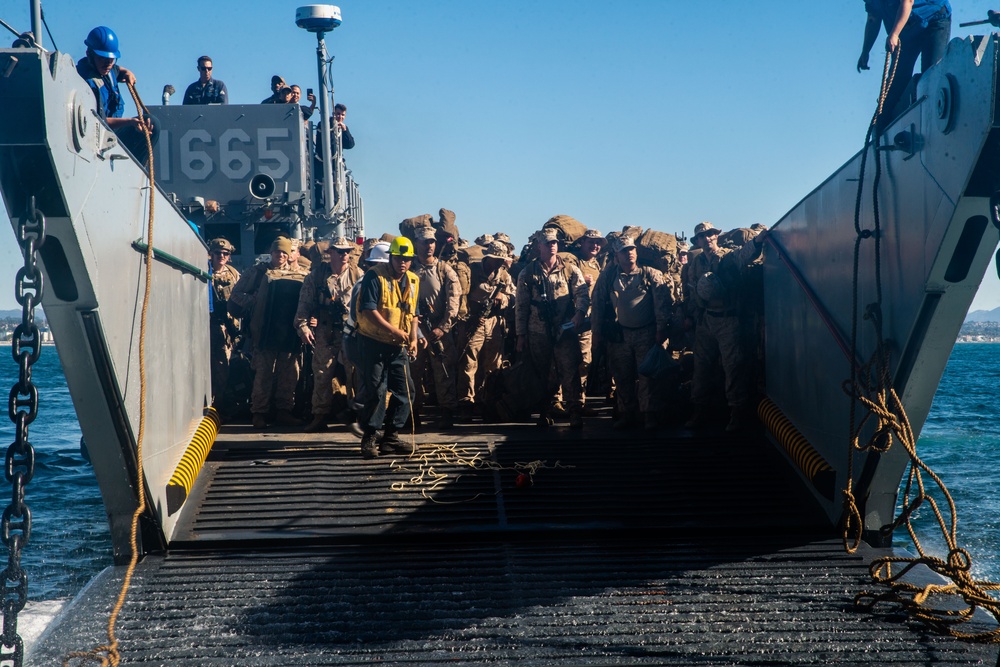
[76,26,159,166]
[857,0,952,130]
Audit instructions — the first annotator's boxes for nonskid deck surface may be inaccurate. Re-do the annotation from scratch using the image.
[31,419,1000,664]
[33,538,998,665]
[171,418,827,545]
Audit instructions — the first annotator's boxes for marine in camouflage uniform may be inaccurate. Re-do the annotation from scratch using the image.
[230,237,306,430]
[685,222,766,431]
[458,241,515,411]
[294,237,363,432]
[410,227,462,428]
[592,235,674,430]
[208,238,240,409]
[515,228,590,428]
[562,228,605,402]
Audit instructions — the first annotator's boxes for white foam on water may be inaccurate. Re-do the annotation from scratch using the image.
[3,599,67,653]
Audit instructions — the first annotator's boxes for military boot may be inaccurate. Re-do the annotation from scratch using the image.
[379,428,415,456]
[568,409,583,430]
[437,408,455,430]
[360,428,380,459]
[252,413,268,430]
[274,410,301,427]
[303,413,329,433]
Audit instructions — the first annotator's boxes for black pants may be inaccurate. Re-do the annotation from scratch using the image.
[357,336,414,432]
[879,16,951,131]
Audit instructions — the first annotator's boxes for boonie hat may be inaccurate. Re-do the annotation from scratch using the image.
[610,235,636,254]
[209,238,234,253]
[483,241,510,260]
[325,236,354,251]
[475,234,494,247]
[693,221,720,241]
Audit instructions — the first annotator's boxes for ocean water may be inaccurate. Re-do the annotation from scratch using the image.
[2,342,1000,640]
[898,342,1000,579]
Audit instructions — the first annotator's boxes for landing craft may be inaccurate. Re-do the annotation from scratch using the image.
[2,1,1000,664]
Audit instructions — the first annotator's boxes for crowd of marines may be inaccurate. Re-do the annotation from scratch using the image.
[208,213,768,458]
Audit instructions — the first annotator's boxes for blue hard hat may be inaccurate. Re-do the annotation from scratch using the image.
[85,26,120,59]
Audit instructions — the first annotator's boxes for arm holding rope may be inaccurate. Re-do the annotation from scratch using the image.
[886,0,914,54]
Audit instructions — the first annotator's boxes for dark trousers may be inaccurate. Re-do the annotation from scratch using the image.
[114,113,160,167]
[357,335,414,432]
[879,16,951,130]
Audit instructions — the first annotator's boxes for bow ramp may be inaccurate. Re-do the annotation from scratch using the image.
[0,47,211,560]
[763,35,1000,539]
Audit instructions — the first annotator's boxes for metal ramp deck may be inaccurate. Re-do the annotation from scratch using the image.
[31,420,999,665]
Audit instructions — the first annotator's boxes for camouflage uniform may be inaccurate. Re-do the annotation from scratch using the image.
[562,249,603,394]
[294,261,363,415]
[231,261,307,420]
[210,263,241,404]
[592,258,674,419]
[411,256,461,415]
[459,246,515,406]
[688,229,764,426]
[515,253,590,418]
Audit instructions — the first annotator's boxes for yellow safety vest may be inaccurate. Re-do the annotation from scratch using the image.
[357,263,420,345]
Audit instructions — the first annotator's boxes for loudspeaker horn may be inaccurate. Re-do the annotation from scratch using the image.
[249,174,276,199]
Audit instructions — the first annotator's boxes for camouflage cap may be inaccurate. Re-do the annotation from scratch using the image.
[483,241,510,260]
[413,226,437,241]
[678,241,691,254]
[581,228,606,245]
[610,235,636,254]
[693,221,720,240]
[536,228,559,243]
[209,237,234,253]
[474,233,494,247]
[493,232,511,244]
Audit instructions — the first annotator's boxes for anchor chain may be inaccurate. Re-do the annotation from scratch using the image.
[2,197,45,666]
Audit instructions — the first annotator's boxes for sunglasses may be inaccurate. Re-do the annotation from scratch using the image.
[328,248,351,255]
[198,66,212,71]
[211,250,230,256]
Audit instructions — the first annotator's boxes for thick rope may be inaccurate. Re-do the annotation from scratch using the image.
[64,83,155,667]
[841,46,1000,644]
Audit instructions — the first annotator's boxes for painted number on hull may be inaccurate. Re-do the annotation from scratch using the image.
[174,128,292,182]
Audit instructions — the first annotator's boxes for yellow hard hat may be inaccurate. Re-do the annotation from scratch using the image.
[389,236,415,257]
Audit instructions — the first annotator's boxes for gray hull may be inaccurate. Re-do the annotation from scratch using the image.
[764,35,1000,536]
[0,48,211,559]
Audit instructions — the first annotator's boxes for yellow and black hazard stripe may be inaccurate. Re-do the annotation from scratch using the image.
[758,397,835,501]
[166,407,220,515]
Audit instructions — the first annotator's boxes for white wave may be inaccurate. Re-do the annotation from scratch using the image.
[3,599,66,653]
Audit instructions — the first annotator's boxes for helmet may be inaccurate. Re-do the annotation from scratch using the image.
[389,237,415,258]
[85,26,121,59]
[367,242,390,264]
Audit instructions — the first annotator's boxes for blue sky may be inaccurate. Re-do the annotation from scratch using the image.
[3,1,1000,310]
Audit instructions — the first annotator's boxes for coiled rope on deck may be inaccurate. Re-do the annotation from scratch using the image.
[65,83,156,667]
[841,47,1000,644]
